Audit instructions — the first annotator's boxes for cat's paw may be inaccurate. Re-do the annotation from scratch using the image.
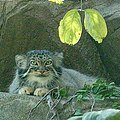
[34,88,49,96]
[18,87,33,95]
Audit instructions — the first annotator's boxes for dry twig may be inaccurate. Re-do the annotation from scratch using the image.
[46,95,61,120]
[63,95,77,106]
[27,87,60,120]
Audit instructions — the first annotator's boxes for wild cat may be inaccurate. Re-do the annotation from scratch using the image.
[9,50,96,96]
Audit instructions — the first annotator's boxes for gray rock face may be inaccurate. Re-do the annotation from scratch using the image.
[0,92,73,120]
[93,0,120,84]
[0,91,119,120]
[0,0,120,92]
[0,92,48,120]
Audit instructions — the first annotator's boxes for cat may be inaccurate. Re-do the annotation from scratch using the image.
[9,50,96,96]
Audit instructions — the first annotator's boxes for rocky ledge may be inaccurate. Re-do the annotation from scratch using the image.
[0,92,120,120]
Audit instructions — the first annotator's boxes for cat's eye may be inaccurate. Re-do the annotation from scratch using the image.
[45,60,53,66]
[30,60,38,65]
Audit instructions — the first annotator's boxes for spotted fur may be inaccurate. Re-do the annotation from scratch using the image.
[9,50,97,95]
[9,50,63,95]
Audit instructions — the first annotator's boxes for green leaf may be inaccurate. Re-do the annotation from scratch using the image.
[77,94,83,101]
[59,9,82,45]
[59,87,69,97]
[84,9,107,43]
[112,103,120,109]
[74,109,82,116]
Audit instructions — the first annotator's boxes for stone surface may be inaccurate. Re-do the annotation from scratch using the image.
[93,0,120,84]
[0,92,119,120]
[0,92,49,120]
[0,92,76,120]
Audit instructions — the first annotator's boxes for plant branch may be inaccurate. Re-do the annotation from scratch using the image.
[88,93,96,112]
[27,87,59,120]
[46,95,60,120]
[63,95,77,106]
[81,0,83,11]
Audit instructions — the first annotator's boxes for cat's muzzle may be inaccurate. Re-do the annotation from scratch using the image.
[29,67,50,77]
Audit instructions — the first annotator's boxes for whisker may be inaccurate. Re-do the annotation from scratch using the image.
[21,67,31,78]
[51,66,60,78]
[55,71,62,75]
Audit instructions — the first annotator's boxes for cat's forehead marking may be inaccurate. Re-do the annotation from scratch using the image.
[27,50,52,60]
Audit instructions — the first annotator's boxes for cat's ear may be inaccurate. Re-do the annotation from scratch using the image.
[15,54,28,69]
[53,52,64,67]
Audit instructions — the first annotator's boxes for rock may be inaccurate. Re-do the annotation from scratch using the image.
[0,92,49,120]
[0,0,120,92]
[0,92,74,120]
[68,109,120,120]
[0,92,120,120]
[92,0,120,84]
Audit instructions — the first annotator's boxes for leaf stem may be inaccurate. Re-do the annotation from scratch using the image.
[81,0,83,11]
[78,0,84,12]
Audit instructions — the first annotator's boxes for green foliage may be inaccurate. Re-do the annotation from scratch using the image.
[59,87,69,97]
[92,80,120,98]
[65,80,120,120]
[74,108,82,116]
[84,9,107,43]
[112,102,120,109]
[59,9,82,45]
[76,80,120,101]
[58,8,107,45]
[49,0,108,45]
[53,87,69,98]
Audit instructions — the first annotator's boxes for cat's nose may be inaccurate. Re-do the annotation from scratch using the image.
[37,70,47,74]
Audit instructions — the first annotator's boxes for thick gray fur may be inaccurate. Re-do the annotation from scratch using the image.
[9,50,97,95]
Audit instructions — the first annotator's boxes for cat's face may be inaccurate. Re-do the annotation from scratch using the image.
[27,50,54,77]
[15,50,63,78]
